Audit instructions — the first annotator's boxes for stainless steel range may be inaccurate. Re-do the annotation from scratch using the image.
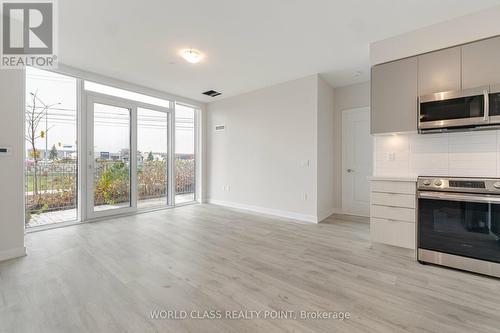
[417,176,500,278]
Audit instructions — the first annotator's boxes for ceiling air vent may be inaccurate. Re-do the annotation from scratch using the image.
[202,90,221,97]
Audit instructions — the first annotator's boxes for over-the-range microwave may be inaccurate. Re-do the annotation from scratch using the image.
[418,84,500,133]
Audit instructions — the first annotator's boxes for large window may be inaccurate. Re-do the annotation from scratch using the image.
[175,104,196,204]
[24,69,199,229]
[25,67,78,228]
[84,81,171,108]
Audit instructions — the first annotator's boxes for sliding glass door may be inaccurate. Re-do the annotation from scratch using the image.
[137,107,169,209]
[175,104,196,204]
[85,93,173,220]
[87,96,135,218]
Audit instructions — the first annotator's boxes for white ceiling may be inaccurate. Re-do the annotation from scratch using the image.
[59,0,500,102]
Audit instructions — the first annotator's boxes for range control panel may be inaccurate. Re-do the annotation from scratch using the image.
[418,177,500,194]
[448,180,485,189]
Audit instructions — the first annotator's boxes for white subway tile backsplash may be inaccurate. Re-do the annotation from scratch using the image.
[410,153,448,176]
[409,133,448,154]
[448,132,496,153]
[449,152,497,177]
[448,130,496,143]
[374,130,500,177]
[375,135,409,151]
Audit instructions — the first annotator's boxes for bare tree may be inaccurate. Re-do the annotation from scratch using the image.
[25,91,58,196]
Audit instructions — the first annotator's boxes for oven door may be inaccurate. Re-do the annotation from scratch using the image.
[418,191,500,264]
[418,86,489,131]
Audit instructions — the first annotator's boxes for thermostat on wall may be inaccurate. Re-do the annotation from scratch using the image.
[215,125,226,132]
[0,147,12,155]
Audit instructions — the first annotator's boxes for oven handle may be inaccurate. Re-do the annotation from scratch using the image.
[418,191,500,203]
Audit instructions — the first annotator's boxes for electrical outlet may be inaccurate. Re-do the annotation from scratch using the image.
[386,152,395,161]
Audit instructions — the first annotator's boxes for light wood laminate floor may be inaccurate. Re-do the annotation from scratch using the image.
[1,204,500,333]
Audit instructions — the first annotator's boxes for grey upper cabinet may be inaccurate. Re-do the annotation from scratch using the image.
[371,57,418,134]
[418,47,461,96]
[462,36,500,89]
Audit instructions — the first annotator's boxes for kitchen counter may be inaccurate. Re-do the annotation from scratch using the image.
[367,176,417,182]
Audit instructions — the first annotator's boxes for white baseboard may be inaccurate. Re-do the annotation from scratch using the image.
[337,211,369,218]
[0,246,26,262]
[207,199,318,223]
[317,207,338,222]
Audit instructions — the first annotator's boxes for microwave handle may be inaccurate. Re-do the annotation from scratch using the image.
[484,89,489,122]
[418,191,500,204]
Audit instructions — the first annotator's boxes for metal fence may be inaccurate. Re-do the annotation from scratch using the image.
[25,156,195,222]
[175,157,195,195]
[25,160,77,223]
[138,160,167,201]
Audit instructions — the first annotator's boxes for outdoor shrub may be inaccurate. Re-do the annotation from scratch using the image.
[94,161,130,206]
[176,158,195,193]
[138,160,167,200]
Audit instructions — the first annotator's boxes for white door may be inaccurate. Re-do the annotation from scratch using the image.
[342,107,372,216]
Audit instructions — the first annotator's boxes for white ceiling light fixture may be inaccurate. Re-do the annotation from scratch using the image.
[181,48,203,64]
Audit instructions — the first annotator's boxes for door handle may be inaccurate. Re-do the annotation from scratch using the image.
[346,168,354,173]
[88,151,94,172]
[483,89,490,122]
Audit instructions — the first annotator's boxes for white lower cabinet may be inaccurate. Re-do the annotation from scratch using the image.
[371,205,415,223]
[370,218,415,249]
[369,178,416,249]
[370,192,415,209]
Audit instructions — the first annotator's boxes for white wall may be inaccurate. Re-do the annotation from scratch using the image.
[0,70,26,261]
[371,5,500,65]
[375,131,500,178]
[317,76,335,220]
[207,75,321,222]
[332,82,370,211]
[206,75,374,221]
